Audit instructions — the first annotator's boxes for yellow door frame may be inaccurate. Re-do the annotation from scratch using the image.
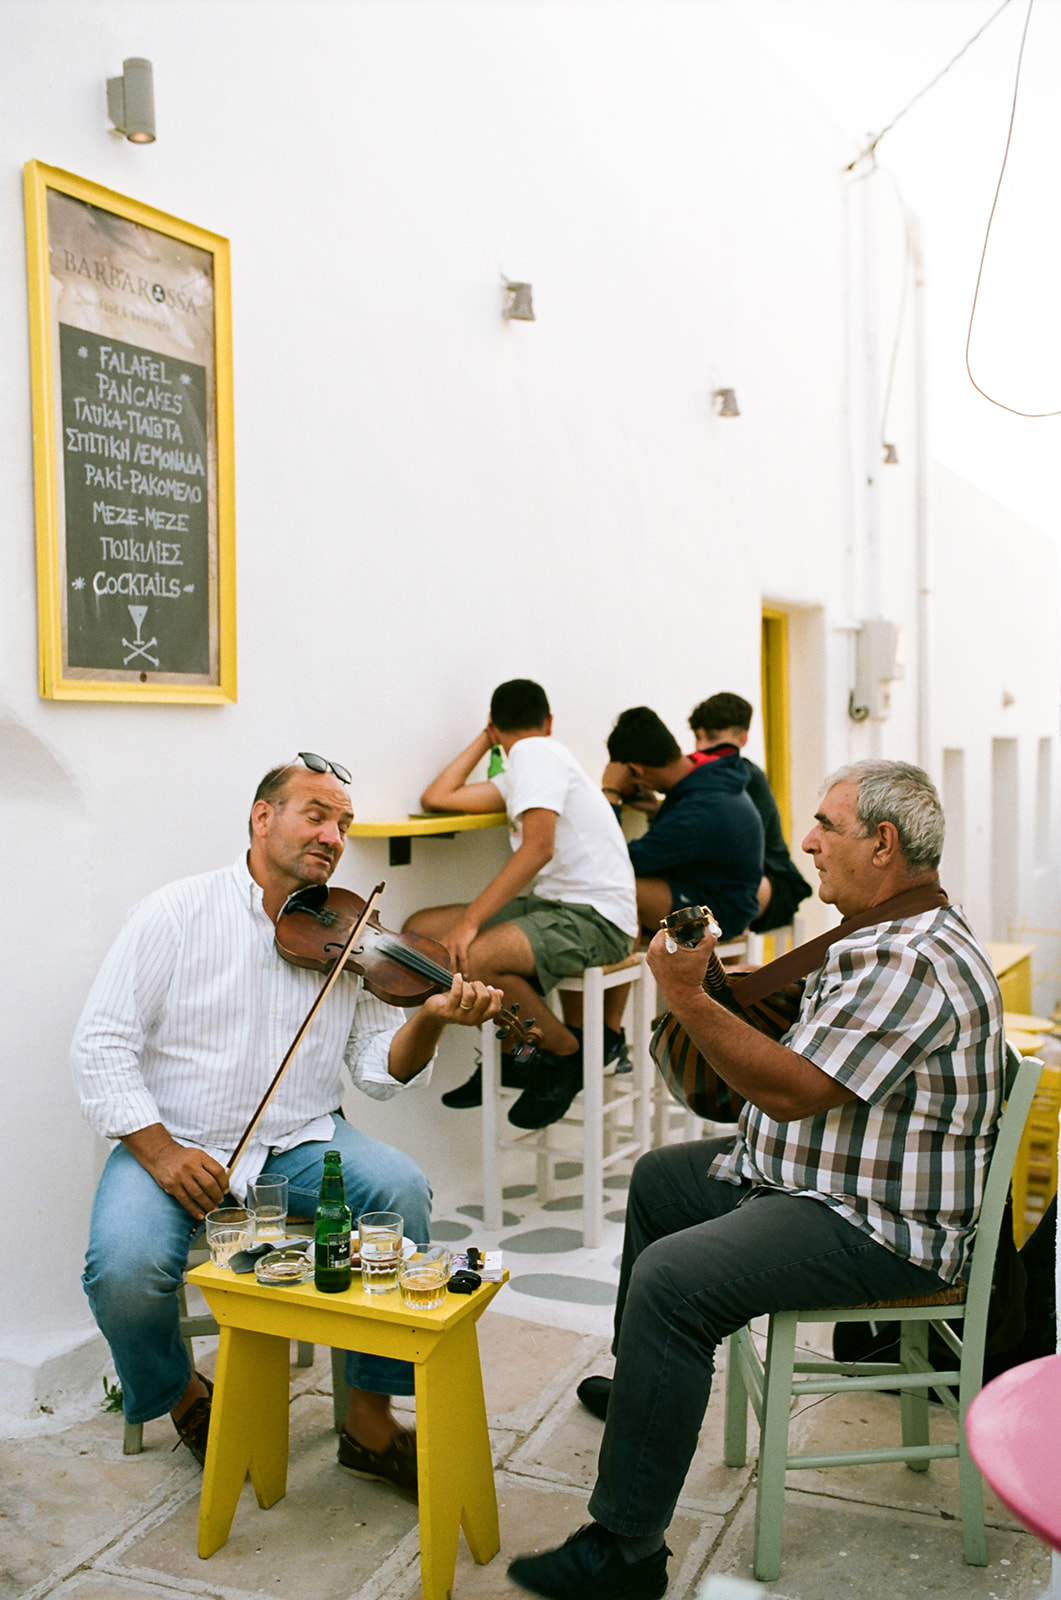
[760,609,792,839]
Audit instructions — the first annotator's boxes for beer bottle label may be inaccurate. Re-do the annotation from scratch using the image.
[323,1232,352,1270]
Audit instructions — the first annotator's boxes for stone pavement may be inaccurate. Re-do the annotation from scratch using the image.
[3,1299,1054,1600]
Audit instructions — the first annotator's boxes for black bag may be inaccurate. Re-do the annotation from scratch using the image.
[831,1196,1056,1384]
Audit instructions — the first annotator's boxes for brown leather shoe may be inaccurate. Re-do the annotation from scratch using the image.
[172,1374,213,1467]
[338,1425,418,1496]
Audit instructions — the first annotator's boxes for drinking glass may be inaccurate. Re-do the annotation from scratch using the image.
[248,1173,288,1243]
[205,1207,254,1267]
[357,1210,403,1294]
[398,1245,451,1310]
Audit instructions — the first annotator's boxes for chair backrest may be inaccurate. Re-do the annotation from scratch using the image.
[963,1044,1043,1336]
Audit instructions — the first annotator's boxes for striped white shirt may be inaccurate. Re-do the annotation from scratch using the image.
[710,904,1004,1283]
[71,857,429,1196]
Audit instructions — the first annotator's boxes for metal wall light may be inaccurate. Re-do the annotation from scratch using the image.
[502,280,535,321]
[712,388,740,417]
[882,442,899,464]
[107,58,156,144]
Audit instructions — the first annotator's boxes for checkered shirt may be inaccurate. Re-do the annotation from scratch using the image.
[709,905,1005,1282]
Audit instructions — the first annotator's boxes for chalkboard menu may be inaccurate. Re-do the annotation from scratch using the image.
[24,163,235,702]
[60,325,210,674]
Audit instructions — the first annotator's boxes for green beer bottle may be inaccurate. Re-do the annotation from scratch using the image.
[314,1150,353,1293]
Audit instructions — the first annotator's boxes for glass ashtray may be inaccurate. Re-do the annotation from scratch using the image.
[255,1247,312,1286]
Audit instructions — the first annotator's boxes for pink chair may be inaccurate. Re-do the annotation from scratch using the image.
[964,1353,1061,1552]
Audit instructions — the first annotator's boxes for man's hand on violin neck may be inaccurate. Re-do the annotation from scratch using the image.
[428,976,503,1027]
[122,1126,228,1219]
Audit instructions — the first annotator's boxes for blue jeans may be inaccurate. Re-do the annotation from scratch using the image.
[587,1138,951,1540]
[83,1120,432,1423]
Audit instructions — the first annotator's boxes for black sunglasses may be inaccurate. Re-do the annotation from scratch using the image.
[296,751,352,785]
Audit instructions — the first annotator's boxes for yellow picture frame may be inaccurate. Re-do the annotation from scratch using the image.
[24,160,236,702]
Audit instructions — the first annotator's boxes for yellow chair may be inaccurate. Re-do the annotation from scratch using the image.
[1010,1063,1061,1247]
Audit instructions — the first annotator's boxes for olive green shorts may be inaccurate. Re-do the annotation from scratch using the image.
[482,893,633,997]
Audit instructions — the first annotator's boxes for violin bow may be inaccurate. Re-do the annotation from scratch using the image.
[228,880,386,1174]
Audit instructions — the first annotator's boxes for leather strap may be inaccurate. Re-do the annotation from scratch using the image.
[728,882,949,1007]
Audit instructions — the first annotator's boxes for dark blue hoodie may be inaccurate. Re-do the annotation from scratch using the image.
[626,750,764,938]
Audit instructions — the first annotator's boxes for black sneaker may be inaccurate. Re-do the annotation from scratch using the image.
[507,1050,583,1129]
[604,1027,631,1075]
[441,1058,532,1109]
[508,1523,670,1599]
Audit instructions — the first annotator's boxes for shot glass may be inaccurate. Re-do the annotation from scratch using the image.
[248,1173,288,1243]
[205,1207,254,1267]
[358,1210,403,1295]
[399,1245,451,1310]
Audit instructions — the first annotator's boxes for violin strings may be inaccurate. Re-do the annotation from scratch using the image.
[374,932,454,988]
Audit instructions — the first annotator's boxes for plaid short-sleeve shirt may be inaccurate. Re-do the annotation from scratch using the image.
[709,905,1005,1282]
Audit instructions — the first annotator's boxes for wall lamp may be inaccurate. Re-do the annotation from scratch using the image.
[712,388,740,417]
[107,58,156,144]
[502,280,535,321]
[882,442,899,464]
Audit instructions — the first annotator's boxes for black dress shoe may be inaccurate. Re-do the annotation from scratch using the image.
[508,1522,670,1600]
[576,1374,611,1420]
[440,1059,531,1109]
[507,1051,583,1129]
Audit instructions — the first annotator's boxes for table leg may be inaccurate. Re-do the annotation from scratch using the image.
[198,1325,290,1558]
[415,1317,500,1599]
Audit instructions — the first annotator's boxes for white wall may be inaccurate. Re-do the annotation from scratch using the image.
[0,0,1055,1425]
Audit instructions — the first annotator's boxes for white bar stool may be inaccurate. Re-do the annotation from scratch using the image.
[480,953,655,1247]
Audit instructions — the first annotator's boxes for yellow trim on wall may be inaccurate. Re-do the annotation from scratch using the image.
[23,161,236,703]
[760,608,792,838]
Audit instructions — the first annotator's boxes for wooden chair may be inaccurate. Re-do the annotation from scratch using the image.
[122,1226,315,1455]
[723,1044,1042,1581]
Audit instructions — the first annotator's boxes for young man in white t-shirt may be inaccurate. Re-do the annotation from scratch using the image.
[405,680,638,1128]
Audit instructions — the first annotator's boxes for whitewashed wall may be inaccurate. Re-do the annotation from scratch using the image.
[0,0,1055,1426]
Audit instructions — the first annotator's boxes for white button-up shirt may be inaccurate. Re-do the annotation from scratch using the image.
[71,857,430,1195]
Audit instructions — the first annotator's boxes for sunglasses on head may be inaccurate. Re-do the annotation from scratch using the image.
[296,751,352,785]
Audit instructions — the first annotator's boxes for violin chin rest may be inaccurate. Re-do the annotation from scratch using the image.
[282,884,330,916]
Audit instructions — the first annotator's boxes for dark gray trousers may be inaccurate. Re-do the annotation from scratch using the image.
[587,1137,950,1540]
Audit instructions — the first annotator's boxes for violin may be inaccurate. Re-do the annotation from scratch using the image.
[276,883,539,1062]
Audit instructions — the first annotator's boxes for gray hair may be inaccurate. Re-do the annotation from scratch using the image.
[823,759,944,870]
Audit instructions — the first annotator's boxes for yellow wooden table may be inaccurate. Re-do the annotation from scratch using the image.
[189,1261,506,1598]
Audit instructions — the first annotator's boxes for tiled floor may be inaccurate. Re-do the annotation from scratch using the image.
[4,1132,1056,1600]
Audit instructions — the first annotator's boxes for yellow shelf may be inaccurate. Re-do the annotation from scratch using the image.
[345,811,506,864]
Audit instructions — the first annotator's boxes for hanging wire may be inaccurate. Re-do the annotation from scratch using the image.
[845,0,1015,172]
[965,0,1061,416]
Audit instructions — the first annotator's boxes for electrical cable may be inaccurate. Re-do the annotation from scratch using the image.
[845,0,1015,172]
[964,0,1060,416]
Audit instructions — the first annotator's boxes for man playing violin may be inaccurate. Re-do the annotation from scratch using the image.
[72,753,501,1490]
